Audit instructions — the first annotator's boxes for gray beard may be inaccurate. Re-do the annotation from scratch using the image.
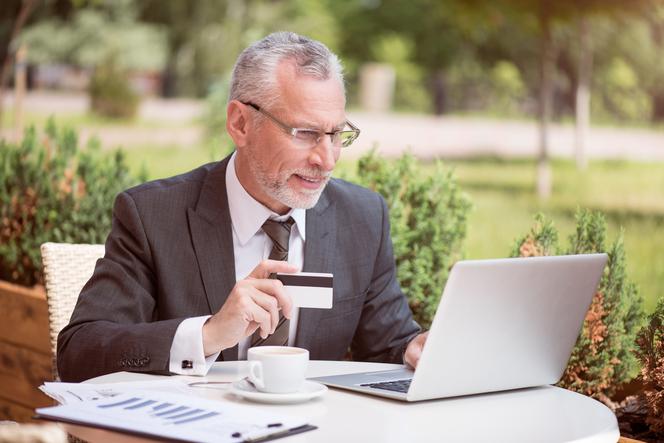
[247,154,330,210]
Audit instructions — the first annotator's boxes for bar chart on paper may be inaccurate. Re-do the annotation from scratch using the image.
[36,390,310,443]
[97,395,223,426]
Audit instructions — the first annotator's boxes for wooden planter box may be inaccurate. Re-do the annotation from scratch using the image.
[0,280,54,422]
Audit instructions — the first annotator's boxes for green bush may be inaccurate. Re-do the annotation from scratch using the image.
[354,151,472,328]
[89,57,140,119]
[636,296,664,437]
[593,57,653,123]
[446,56,527,116]
[0,119,144,287]
[488,61,527,115]
[512,211,645,401]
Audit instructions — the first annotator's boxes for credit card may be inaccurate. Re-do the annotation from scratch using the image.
[275,272,333,309]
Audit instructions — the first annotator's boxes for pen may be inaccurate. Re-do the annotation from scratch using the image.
[243,428,292,443]
[231,423,282,440]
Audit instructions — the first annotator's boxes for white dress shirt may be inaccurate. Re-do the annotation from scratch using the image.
[169,153,305,375]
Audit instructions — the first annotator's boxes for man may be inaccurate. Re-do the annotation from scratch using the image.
[58,32,428,383]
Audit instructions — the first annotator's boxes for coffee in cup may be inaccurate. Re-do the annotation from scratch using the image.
[247,346,309,394]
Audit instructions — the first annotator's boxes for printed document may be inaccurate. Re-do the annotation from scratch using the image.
[36,387,312,443]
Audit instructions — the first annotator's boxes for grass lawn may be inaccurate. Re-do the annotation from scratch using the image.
[123,143,222,180]
[446,158,664,313]
[14,110,197,131]
[121,142,663,313]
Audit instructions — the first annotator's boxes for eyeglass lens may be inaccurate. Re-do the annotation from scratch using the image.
[292,129,356,148]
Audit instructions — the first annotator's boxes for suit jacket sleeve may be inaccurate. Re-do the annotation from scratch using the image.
[350,194,421,363]
[57,191,185,382]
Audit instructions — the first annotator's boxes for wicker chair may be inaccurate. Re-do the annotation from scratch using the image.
[40,242,105,381]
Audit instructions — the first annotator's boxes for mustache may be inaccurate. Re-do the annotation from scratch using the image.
[290,168,332,179]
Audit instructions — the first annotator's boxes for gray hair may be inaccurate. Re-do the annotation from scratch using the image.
[229,32,344,111]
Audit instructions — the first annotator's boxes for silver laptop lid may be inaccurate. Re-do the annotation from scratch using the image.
[407,253,607,401]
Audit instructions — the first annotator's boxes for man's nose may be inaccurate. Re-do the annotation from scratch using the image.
[308,135,337,171]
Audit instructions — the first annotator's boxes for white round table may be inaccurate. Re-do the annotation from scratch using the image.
[65,361,619,443]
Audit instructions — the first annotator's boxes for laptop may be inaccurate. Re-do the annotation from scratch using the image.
[310,253,607,402]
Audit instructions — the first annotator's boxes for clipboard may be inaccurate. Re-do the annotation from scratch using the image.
[35,414,317,443]
[34,389,316,443]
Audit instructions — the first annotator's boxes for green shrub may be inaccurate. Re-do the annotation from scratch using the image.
[593,58,653,123]
[488,61,527,115]
[354,151,472,328]
[0,119,144,287]
[636,296,664,437]
[89,57,140,119]
[512,211,645,401]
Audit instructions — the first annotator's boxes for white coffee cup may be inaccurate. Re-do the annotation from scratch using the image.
[247,346,309,394]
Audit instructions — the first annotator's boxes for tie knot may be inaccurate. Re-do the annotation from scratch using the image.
[262,217,294,261]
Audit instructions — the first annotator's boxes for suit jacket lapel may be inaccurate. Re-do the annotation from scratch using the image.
[187,155,238,361]
[295,190,335,350]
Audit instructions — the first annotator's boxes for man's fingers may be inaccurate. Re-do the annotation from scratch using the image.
[405,332,429,369]
[247,279,293,319]
[244,323,260,337]
[405,347,420,369]
[244,301,271,339]
[249,289,280,334]
[248,259,299,279]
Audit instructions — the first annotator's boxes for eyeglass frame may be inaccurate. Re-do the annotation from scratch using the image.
[241,101,360,148]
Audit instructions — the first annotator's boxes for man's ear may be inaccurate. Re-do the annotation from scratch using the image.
[226,100,251,148]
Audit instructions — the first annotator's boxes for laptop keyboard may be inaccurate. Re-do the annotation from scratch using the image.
[360,378,412,393]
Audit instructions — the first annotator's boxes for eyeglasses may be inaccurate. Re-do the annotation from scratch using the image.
[242,102,360,149]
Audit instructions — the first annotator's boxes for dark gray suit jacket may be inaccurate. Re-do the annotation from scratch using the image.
[57,155,421,382]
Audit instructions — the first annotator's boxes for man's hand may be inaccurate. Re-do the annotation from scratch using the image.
[202,260,298,356]
[404,331,429,369]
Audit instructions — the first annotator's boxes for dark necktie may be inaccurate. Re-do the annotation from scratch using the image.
[251,217,295,347]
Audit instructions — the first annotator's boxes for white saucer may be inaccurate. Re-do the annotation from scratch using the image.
[229,379,327,404]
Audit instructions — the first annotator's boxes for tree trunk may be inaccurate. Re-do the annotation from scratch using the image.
[652,92,664,123]
[161,57,178,98]
[432,69,447,115]
[13,44,27,141]
[575,15,593,171]
[537,2,555,200]
[0,0,37,129]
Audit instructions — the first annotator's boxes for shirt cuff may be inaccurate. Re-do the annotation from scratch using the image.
[169,315,220,376]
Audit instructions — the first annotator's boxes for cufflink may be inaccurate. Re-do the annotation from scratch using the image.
[181,360,193,369]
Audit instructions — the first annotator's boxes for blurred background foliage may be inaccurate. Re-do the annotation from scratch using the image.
[1,0,661,123]
[20,0,167,72]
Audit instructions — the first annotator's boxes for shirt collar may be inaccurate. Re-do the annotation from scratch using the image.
[226,152,306,245]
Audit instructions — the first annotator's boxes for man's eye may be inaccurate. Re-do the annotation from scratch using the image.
[294,130,320,141]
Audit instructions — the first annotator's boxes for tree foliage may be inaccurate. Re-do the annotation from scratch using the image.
[20,0,167,71]
[139,0,339,97]
[88,55,140,119]
[10,0,664,123]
